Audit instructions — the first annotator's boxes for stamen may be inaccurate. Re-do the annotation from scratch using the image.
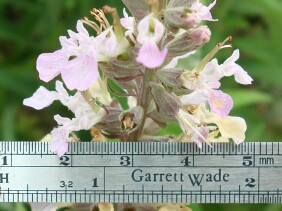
[82,17,101,34]
[90,8,108,30]
[103,5,123,41]
[196,36,232,72]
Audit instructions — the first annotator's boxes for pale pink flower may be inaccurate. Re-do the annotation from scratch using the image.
[136,14,167,68]
[37,21,98,91]
[120,8,135,37]
[23,81,106,156]
[191,0,218,22]
[202,49,253,85]
[181,67,233,117]
[37,21,125,91]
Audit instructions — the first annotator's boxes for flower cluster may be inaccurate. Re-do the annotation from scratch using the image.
[24,0,252,157]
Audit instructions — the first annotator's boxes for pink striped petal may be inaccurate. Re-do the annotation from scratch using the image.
[207,90,233,117]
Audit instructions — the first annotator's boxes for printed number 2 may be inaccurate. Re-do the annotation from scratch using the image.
[60,156,70,166]
[245,178,256,187]
[120,156,131,166]
[60,181,73,188]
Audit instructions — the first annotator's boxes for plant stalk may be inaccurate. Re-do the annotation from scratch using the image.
[130,68,153,141]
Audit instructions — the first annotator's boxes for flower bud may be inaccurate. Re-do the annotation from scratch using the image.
[149,83,181,116]
[156,68,184,87]
[185,12,201,27]
[165,27,210,59]
[191,25,211,46]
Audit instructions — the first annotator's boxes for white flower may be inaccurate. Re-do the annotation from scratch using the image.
[120,8,135,37]
[23,81,106,156]
[202,49,253,85]
[136,14,167,68]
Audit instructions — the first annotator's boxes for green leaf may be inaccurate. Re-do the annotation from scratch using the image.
[225,89,273,108]
[1,103,16,140]
[157,123,182,136]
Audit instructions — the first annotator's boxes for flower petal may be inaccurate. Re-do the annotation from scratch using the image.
[120,8,134,32]
[222,49,253,84]
[137,15,165,44]
[181,91,207,105]
[50,127,69,157]
[202,59,223,82]
[234,70,253,84]
[193,0,218,21]
[23,86,58,110]
[55,80,70,106]
[207,90,233,117]
[136,40,167,68]
[36,50,68,82]
[76,20,89,37]
[61,51,99,91]
[216,116,247,144]
[95,27,120,61]
[224,49,239,64]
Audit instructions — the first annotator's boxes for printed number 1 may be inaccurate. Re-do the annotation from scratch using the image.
[92,178,98,187]
[1,156,8,165]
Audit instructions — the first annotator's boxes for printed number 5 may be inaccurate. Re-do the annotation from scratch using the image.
[242,156,253,166]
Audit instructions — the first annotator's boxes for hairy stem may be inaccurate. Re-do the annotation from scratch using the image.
[131,68,153,141]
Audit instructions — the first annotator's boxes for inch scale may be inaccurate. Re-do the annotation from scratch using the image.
[0,142,282,203]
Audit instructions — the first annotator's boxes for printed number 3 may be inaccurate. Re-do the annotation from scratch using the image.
[120,156,131,166]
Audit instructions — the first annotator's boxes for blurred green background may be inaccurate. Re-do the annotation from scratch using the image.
[0,0,282,210]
